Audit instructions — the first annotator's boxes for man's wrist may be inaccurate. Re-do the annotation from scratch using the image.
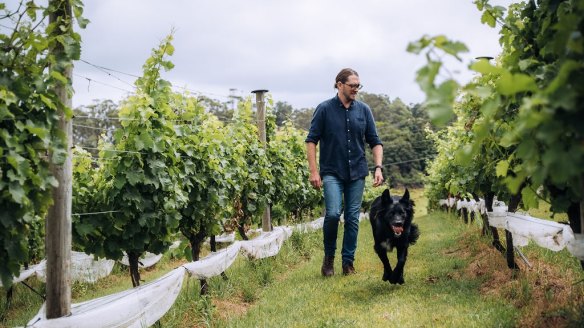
[374,165,383,172]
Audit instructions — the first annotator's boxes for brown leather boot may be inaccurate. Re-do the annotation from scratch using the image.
[321,255,335,277]
[342,262,356,275]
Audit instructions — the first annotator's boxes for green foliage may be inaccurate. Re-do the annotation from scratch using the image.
[359,93,436,187]
[0,0,85,288]
[73,35,186,262]
[415,0,584,218]
[173,94,232,256]
[407,35,468,126]
[223,99,275,232]
[269,122,322,222]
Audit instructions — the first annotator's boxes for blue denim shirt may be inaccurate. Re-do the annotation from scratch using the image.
[305,95,382,182]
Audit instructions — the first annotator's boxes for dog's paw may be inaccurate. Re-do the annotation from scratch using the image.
[389,272,405,285]
[382,270,392,281]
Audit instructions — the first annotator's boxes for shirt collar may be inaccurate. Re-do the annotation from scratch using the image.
[334,94,354,110]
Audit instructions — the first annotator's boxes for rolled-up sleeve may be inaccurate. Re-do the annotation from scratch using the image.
[364,106,383,148]
[305,106,323,144]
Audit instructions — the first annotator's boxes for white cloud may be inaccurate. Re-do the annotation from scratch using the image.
[3,0,519,108]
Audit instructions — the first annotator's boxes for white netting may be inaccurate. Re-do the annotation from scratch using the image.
[0,262,43,287]
[69,252,115,284]
[505,212,571,251]
[215,232,236,243]
[15,217,328,327]
[456,199,464,210]
[33,252,115,284]
[119,252,163,269]
[477,199,486,214]
[294,217,324,233]
[182,242,241,279]
[239,226,293,259]
[486,211,584,260]
[27,268,184,328]
[486,211,507,229]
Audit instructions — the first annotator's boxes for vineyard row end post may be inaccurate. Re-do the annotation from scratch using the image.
[252,89,272,232]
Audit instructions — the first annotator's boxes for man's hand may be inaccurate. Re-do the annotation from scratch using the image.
[309,171,322,190]
[373,168,384,187]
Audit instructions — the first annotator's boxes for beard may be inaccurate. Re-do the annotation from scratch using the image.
[342,89,357,102]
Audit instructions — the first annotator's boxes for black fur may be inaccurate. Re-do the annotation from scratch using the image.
[369,188,420,284]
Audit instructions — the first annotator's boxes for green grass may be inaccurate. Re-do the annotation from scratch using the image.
[2,189,583,327]
[211,212,517,328]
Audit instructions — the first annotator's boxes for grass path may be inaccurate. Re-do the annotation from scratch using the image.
[216,212,517,328]
[2,192,582,327]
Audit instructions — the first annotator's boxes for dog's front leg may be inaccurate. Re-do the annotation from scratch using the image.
[390,246,408,284]
[374,243,392,281]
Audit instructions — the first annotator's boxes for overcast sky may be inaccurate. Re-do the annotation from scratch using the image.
[8,0,518,109]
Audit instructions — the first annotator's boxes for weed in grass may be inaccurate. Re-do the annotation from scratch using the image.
[505,278,533,308]
[241,284,258,303]
[255,261,274,287]
[288,230,321,261]
[195,295,215,326]
[71,280,97,299]
[208,275,236,299]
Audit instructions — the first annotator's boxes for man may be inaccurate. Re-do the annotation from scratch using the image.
[305,68,384,277]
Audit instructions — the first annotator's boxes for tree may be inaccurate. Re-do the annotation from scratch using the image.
[73,99,120,156]
[273,101,293,127]
[359,93,434,187]
[291,107,314,131]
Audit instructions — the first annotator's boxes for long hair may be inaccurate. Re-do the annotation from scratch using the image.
[334,68,359,89]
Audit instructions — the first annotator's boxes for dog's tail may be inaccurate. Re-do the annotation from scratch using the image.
[409,223,420,245]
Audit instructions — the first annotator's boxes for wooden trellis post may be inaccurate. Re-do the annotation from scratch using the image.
[252,89,272,232]
[46,0,73,318]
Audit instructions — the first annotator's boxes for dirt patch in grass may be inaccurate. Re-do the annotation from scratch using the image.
[213,296,252,321]
[455,230,584,327]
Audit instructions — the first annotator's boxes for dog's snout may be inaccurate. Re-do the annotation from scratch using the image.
[393,221,404,227]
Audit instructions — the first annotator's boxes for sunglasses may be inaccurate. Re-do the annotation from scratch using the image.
[343,83,363,90]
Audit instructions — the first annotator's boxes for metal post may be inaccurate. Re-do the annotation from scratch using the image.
[251,89,271,232]
[46,0,72,318]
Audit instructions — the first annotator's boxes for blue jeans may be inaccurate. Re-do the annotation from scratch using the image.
[322,175,365,265]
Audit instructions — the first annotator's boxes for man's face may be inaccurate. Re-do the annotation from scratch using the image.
[338,75,361,101]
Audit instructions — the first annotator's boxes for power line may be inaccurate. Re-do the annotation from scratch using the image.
[74,73,134,93]
[79,59,141,79]
[78,59,136,88]
[72,123,115,131]
[78,58,237,100]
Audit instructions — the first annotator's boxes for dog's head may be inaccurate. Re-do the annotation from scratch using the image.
[377,188,414,237]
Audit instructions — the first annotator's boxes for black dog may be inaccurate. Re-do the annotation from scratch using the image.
[370,188,420,284]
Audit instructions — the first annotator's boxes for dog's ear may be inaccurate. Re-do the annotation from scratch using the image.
[381,188,392,205]
[400,188,410,203]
